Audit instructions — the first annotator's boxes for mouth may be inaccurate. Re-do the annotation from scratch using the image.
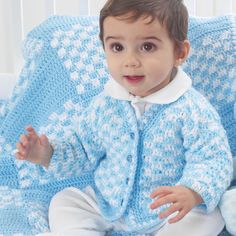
[123,75,145,83]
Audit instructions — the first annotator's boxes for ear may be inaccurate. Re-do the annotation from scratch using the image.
[175,40,190,67]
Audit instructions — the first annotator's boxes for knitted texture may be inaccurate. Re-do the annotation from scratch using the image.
[183,15,236,159]
[0,99,8,124]
[49,89,232,231]
[0,15,234,235]
[233,78,236,118]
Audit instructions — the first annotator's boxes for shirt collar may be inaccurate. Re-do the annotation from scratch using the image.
[104,68,192,104]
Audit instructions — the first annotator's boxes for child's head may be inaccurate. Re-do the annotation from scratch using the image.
[100,0,190,97]
[100,0,188,51]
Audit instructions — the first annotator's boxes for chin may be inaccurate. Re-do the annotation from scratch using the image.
[132,92,146,97]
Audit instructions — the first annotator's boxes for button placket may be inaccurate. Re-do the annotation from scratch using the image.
[129,132,135,139]
[126,155,132,162]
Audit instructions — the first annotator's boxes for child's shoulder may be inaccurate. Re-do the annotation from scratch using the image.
[85,91,121,111]
[179,87,221,120]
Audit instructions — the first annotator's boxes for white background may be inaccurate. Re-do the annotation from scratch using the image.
[0,0,235,96]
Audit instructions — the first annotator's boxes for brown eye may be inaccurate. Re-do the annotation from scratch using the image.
[141,42,156,52]
[111,43,124,52]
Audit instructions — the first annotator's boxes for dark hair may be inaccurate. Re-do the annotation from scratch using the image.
[99,0,189,49]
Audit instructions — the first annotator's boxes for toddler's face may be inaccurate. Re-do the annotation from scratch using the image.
[103,14,180,97]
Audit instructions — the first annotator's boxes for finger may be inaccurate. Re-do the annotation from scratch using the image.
[40,134,49,146]
[14,151,26,160]
[150,186,173,198]
[25,125,33,131]
[159,203,180,219]
[168,209,187,224]
[20,134,29,146]
[25,125,37,136]
[12,149,19,155]
[152,193,169,200]
[16,142,26,154]
[150,194,176,209]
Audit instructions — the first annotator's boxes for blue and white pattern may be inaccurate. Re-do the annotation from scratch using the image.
[48,89,232,231]
[0,15,234,235]
[183,15,236,158]
[233,78,236,119]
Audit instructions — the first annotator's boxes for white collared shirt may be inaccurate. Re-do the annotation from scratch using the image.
[104,68,192,120]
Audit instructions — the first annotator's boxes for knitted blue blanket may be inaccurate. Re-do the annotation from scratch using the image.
[0,15,235,235]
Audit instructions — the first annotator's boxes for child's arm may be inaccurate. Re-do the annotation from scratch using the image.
[150,185,203,224]
[14,97,107,176]
[14,125,53,168]
[151,97,233,224]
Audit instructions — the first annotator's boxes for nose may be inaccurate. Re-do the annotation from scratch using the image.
[124,53,141,68]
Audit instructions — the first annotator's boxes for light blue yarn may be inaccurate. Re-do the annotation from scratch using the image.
[0,15,234,235]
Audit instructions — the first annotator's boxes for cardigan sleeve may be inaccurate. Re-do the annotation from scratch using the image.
[177,99,233,213]
[46,96,106,178]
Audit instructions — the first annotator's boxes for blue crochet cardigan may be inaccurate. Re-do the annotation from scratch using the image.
[0,15,235,235]
[49,86,232,231]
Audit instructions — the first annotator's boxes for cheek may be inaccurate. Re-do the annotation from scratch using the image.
[145,62,173,82]
[144,60,163,74]
[106,58,120,74]
[147,57,175,72]
[107,61,115,74]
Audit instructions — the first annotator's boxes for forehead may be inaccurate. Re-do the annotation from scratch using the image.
[103,15,169,39]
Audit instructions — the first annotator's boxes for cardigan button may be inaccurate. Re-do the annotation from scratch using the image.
[127,155,132,162]
[129,132,135,139]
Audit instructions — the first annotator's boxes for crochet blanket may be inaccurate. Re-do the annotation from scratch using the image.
[0,15,235,235]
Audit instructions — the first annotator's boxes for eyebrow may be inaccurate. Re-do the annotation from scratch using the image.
[141,36,162,42]
[104,36,123,42]
[104,36,162,42]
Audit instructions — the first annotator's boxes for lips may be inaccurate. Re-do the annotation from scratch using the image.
[124,75,144,83]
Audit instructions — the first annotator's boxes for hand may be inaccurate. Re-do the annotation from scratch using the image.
[14,125,53,167]
[150,185,203,224]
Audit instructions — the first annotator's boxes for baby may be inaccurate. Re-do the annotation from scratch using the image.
[15,0,233,235]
